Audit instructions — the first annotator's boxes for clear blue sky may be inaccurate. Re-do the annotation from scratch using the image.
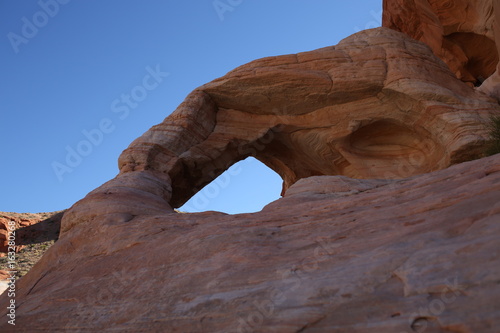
[0,0,381,214]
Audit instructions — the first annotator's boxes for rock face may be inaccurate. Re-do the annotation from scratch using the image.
[61,28,498,235]
[382,0,499,89]
[477,0,500,101]
[0,212,62,295]
[1,153,500,332]
[121,27,495,208]
[0,212,62,254]
[1,6,500,333]
[383,0,500,104]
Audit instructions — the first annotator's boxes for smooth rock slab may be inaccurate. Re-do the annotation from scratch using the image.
[1,154,499,332]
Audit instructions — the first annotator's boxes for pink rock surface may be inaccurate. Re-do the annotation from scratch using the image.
[0,153,499,332]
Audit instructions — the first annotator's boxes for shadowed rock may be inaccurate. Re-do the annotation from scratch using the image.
[383,0,500,101]
[383,0,498,84]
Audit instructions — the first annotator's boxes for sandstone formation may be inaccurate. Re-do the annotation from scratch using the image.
[61,28,498,235]
[1,3,500,332]
[478,0,500,101]
[0,212,62,294]
[1,153,499,332]
[0,212,62,254]
[382,0,499,92]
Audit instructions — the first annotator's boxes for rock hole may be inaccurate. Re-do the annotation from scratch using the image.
[447,32,498,83]
[410,316,441,332]
[411,317,428,332]
[178,157,282,214]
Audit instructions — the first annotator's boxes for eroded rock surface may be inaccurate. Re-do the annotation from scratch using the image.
[383,0,499,94]
[477,0,500,101]
[60,28,498,235]
[2,9,500,333]
[1,153,499,332]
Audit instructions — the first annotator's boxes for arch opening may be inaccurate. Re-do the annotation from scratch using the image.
[178,157,283,214]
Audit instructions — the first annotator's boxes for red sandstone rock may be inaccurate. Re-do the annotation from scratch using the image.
[122,28,497,208]
[0,153,499,332]
[477,0,500,101]
[1,7,500,332]
[0,212,63,253]
[60,28,498,235]
[383,0,499,88]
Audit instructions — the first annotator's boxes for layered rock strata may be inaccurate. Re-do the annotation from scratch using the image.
[383,0,500,99]
[1,14,500,333]
[1,153,499,332]
[62,28,498,235]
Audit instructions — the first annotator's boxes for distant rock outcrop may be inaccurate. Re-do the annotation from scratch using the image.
[0,212,62,295]
[1,2,500,332]
[0,212,62,254]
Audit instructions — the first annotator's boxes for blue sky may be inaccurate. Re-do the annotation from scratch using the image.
[0,0,382,214]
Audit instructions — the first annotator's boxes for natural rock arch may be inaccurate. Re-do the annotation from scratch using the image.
[61,28,498,234]
[180,157,282,213]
